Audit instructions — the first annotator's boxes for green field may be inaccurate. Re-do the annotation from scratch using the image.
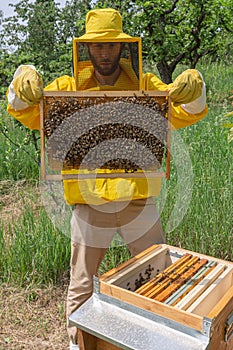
[0,61,232,288]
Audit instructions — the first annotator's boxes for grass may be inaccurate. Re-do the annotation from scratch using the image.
[0,181,71,287]
[0,61,232,289]
[161,107,233,259]
[0,102,40,181]
[0,284,68,349]
[156,60,233,259]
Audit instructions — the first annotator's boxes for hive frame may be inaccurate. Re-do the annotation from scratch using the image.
[40,90,171,181]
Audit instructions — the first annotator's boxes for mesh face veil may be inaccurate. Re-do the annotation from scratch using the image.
[73,38,143,91]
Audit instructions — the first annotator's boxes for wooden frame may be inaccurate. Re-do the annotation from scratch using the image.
[40,90,171,181]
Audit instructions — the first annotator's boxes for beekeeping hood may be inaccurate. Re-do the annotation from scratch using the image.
[73,8,143,90]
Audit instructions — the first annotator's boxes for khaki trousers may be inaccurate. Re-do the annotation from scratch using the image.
[67,197,165,344]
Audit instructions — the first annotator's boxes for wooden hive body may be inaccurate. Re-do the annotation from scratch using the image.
[75,244,233,350]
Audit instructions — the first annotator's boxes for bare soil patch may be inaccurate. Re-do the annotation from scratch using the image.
[0,181,69,349]
[0,284,69,350]
[0,180,41,226]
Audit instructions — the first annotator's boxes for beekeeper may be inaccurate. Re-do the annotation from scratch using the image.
[7,8,208,350]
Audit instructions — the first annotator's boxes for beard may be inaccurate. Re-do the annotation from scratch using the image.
[88,50,122,76]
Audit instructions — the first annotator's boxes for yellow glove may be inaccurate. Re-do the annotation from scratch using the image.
[13,66,43,105]
[169,69,203,107]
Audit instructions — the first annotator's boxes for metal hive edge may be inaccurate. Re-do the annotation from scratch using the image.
[69,277,211,350]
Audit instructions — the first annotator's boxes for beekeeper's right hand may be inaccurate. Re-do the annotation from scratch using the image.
[10,65,43,107]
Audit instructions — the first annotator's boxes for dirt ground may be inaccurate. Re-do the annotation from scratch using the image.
[0,181,69,349]
[0,283,69,350]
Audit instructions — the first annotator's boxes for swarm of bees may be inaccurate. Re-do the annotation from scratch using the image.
[43,93,168,172]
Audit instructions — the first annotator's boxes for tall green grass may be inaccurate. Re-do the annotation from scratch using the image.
[0,101,40,181]
[0,203,71,286]
[0,61,232,287]
[161,107,233,259]
[160,61,233,259]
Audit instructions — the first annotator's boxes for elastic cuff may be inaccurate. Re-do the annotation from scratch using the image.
[181,80,206,115]
[8,83,29,110]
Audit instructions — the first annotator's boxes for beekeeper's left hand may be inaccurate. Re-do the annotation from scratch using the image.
[169,69,203,107]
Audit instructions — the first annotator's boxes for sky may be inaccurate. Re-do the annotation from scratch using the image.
[0,0,19,18]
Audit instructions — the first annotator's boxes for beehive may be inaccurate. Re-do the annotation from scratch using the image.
[40,91,171,180]
[70,245,233,350]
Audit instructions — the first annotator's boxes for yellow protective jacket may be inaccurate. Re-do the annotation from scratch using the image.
[7,64,208,205]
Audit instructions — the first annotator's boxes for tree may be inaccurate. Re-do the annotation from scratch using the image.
[0,0,91,87]
[0,0,92,162]
[0,0,232,86]
[96,0,233,83]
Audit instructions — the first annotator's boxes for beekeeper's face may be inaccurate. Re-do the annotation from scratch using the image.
[88,42,122,76]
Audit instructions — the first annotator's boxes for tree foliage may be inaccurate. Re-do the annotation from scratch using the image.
[96,0,233,82]
[0,0,91,90]
[0,0,232,181]
[0,0,232,89]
